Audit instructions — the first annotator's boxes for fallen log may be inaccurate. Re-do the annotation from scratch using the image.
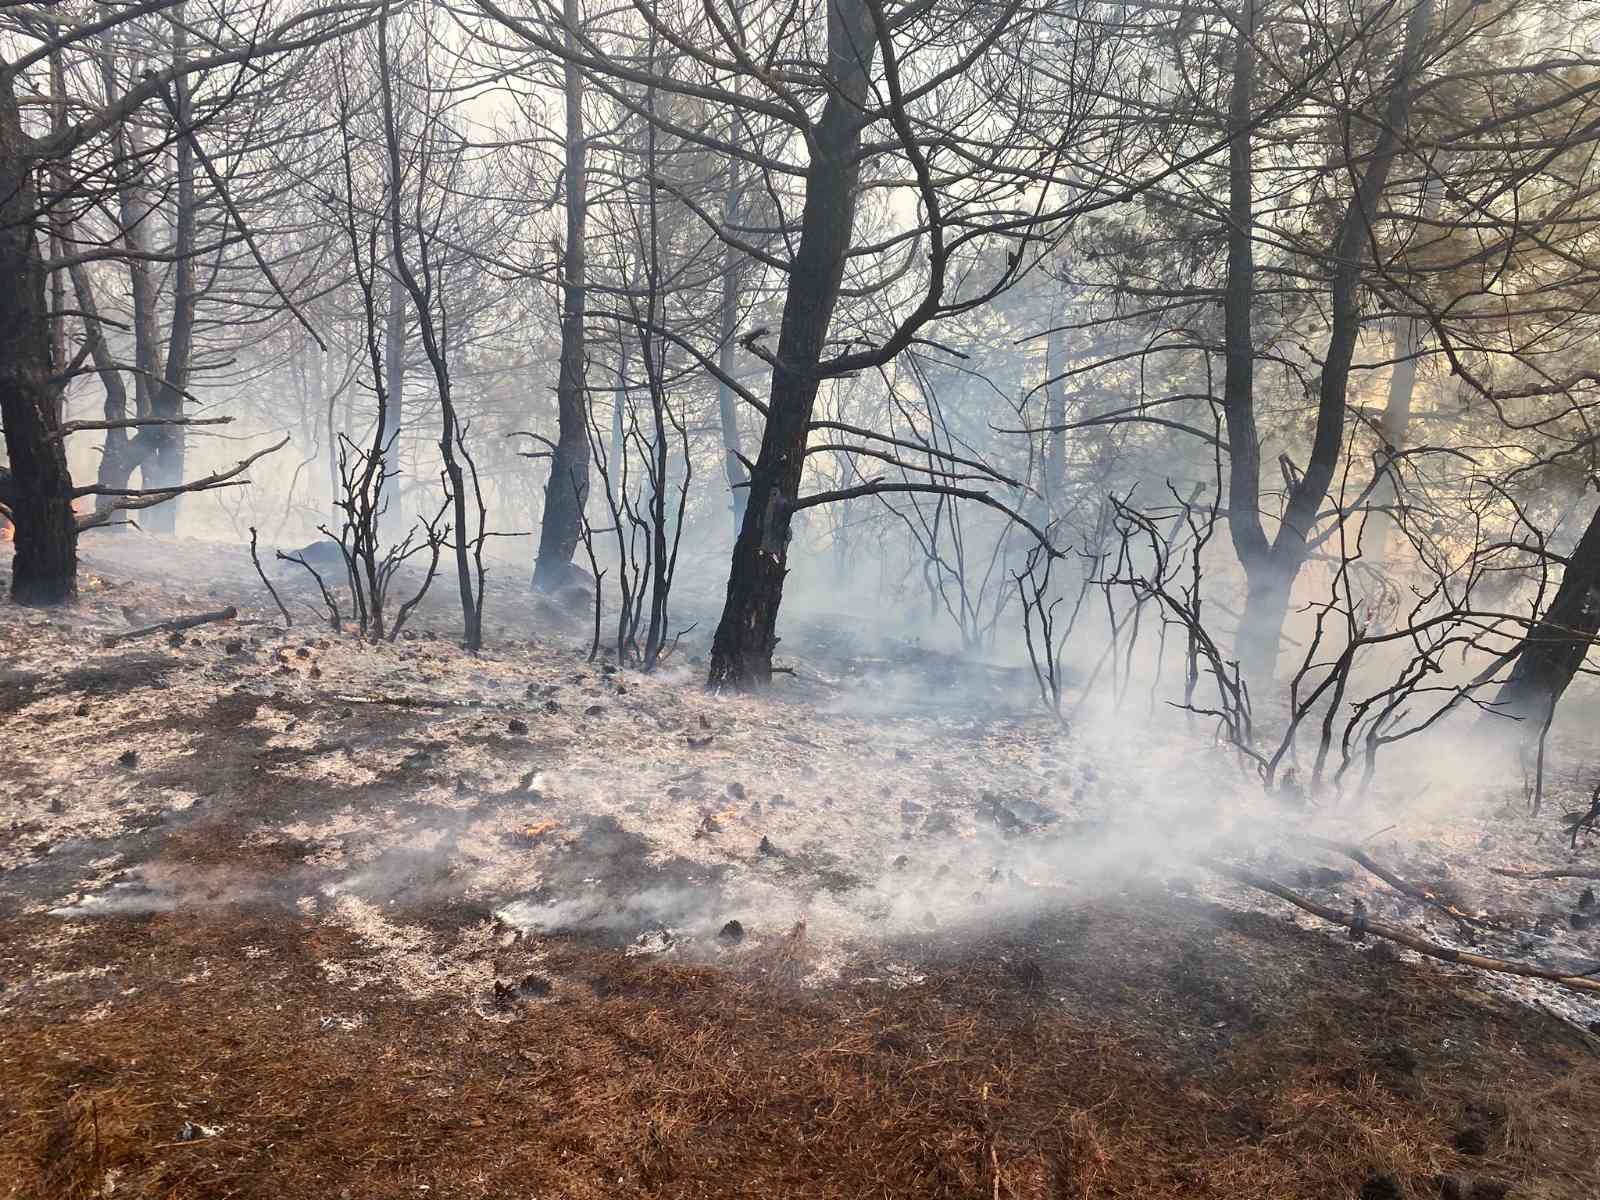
[102,606,238,647]
[1206,859,1600,996]
[1490,867,1600,881]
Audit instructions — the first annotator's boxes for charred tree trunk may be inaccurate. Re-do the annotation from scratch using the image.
[144,27,195,536]
[68,259,136,518]
[95,37,163,504]
[532,0,591,592]
[1219,1,1273,680]
[716,131,749,538]
[46,48,67,425]
[1494,502,1600,730]
[376,3,483,650]
[0,63,77,604]
[1043,285,1068,517]
[1223,0,1431,686]
[707,0,876,689]
[380,265,405,524]
[1238,558,1294,685]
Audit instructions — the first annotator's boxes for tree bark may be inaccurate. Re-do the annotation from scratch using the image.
[143,14,196,535]
[1043,283,1068,517]
[1494,501,1600,730]
[707,0,877,688]
[46,48,67,424]
[1222,0,1431,686]
[87,34,163,510]
[1219,0,1274,681]
[67,258,135,518]
[0,63,78,604]
[379,264,406,528]
[532,0,591,592]
[716,123,749,538]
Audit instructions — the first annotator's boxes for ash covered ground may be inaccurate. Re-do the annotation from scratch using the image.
[4,534,1600,1199]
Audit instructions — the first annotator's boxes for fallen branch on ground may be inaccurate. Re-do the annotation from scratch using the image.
[1302,835,1503,931]
[102,606,238,647]
[1206,859,1600,996]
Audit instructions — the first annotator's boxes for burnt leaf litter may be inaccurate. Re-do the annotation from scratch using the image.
[1,539,1598,1197]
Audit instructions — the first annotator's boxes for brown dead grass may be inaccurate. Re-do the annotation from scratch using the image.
[4,898,1598,1200]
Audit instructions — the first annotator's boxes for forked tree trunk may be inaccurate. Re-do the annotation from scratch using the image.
[532,0,591,592]
[1494,502,1600,731]
[1236,557,1294,688]
[707,0,876,688]
[0,65,77,604]
[1221,0,1432,687]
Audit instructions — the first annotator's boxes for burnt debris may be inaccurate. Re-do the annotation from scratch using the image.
[981,791,1059,832]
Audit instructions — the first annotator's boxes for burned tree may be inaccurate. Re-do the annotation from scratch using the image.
[530,0,593,593]
[143,9,197,534]
[706,0,878,686]
[1220,0,1434,686]
[1493,498,1600,732]
[473,0,1138,687]
[374,0,492,649]
[0,59,76,603]
[0,2,377,601]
